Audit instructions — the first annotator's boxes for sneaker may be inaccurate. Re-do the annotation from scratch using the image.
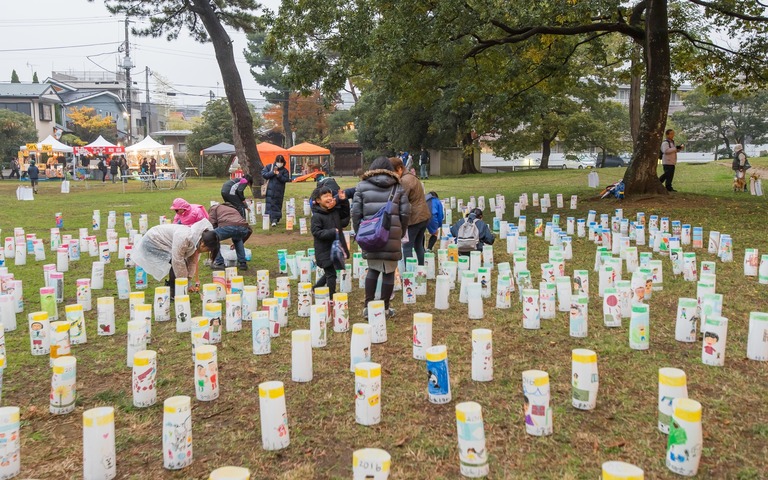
[238,263,248,271]
[386,308,396,319]
[271,222,277,227]
[362,307,368,318]
[211,262,225,269]
[667,188,678,192]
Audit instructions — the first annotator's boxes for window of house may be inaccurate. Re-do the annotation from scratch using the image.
[0,102,32,116]
[39,103,53,121]
[178,143,187,153]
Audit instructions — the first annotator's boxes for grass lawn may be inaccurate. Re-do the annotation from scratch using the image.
[1,159,767,479]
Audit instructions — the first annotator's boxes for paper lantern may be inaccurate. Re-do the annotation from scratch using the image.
[572,349,599,410]
[225,294,242,332]
[352,448,390,480]
[174,295,191,333]
[455,402,489,478]
[539,282,556,320]
[553,276,570,313]
[65,304,87,345]
[135,303,153,344]
[0,407,20,478]
[201,283,217,305]
[331,292,349,333]
[569,294,588,338]
[50,320,71,366]
[172,277,189,299]
[48,271,64,304]
[39,286,58,322]
[82,406,117,479]
[467,283,484,320]
[666,398,703,476]
[354,362,382,426]
[126,319,147,367]
[760,255,768,284]
[309,304,328,348]
[291,330,313,382]
[50,356,77,415]
[522,369,552,436]
[674,298,698,343]
[204,303,222,344]
[433,275,450,310]
[259,381,290,450]
[190,316,209,361]
[658,367,688,434]
[747,312,768,361]
[702,316,728,366]
[242,285,259,323]
[426,345,451,404]
[601,461,644,479]
[113,269,129,300]
[212,271,226,301]
[297,283,312,317]
[367,300,387,344]
[602,288,621,327]
[718,234,733,262]
[209,467,250,480]
[471,329,493,382]
[163,396,193,470]
[29,311,50,355]
[350,323,372,372]
[629,304,650,350]
[0,296,15,333]
[195,345,219,401]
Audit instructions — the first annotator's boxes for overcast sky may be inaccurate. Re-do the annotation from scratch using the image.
[0,0,283,110]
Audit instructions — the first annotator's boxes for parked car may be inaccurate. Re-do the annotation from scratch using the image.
[597,155,628,168]
[563,154,596,169]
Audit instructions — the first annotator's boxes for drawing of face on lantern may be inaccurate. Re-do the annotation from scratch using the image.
[539,282,556,320]
[571,349,599,410]
[426,345,451,404]
[602,288,621,327]
[675,298,699,343]
[520,289,540,330]
[203,303,222,345]
[522,370,552,436]
[251,311,271,355]
[133,350,157,408]
[569,295,588,338]
[65,304,87,346]
[702,316,728,367]
[225,294,242,332]
[666,398,703,476]
[134,303,153,345]
[349,323,372,373]
[28,311,50,356]
[454,401,489,478]
[163,395,193,470]
[194,345,219,401]
[50,356,77,415]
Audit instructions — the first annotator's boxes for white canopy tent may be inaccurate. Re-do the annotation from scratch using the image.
[19,135,74,153]
[18,135,74,178]
[125,135,180,175]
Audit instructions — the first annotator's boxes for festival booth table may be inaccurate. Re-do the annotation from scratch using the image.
[73,136,126,180]
[216,142,289,179]
[287,142,331,181]
[19,135,74,179]
[125,135,180,178]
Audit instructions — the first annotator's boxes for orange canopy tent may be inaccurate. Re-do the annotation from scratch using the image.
[287,142,331,178]
[288,142,331,156]
[225,142,289,178]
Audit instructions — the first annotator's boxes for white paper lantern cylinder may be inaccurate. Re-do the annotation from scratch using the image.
[242,285,259,322]
[569,294,588,338]
[666,398,703,476]
[363,300,385,344]
[250,311,270,355]
[471,329,493,382]
[46,271,63,305]
[455,402,489,478]
[744,248,759,276]
[434,275,450,310]
[109,270,128,301]
[259,381,290,450]
[163,395,193,470]
[225,294,242,332]
[467,283,483,320]
[601,288,620,327]
[572,349,599,410]
[190,316,209,360]
[65,303,87,345]
[195,345,219,401]
[354,362,382,426]
[350,323,372,372]
[212,271,226,301]
[50,356,77,415]
[202,302,222,344]
[299,257,312,283]
[0,407,20,478]
[310,304,328,348]
[674,298,698,343]
[55,246,68,272]
[760,254,768,284]
[747,312,768,361]
[126,319,147,367]
[495,273,512,309]
[132,350,157,408]
[424,252,436,279]
[29,311,50,355]
[426,345,451,404]
[224,266,238,293]
[172,295,191,333]
[520,288,539,329]
[89,261,105,292]
[172,277,188,299]
[658,367,688,434]
[49,320,71,366]
[522,369,552,436]
[230,275,244,296]
[444,261,458,289]
[539,282,556,320]
[333,293,349,332]
[8,279,22,315]
[601,461,644,479]
[458,271,474,304]
[297,282,312,317]
[407,312,433,361]
[352,448,390,480]
[12,242,26,266]
[629,303,650,350]
[701,315,728,366]
[200,283,216,305]
[0,296,15,333]
[555,276,571,312]
[39,285,58,321]
[291,330,312,382]
[135,303,152,344]
[33,238,46,261]
[72,278,91,312]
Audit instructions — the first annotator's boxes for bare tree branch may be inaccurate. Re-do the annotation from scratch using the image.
[685,0,768,21]
[670,28,768,63]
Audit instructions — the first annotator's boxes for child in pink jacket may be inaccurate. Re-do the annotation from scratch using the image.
[170,198,210,226]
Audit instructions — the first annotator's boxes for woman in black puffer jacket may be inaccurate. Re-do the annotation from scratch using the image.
[352,156,411,317]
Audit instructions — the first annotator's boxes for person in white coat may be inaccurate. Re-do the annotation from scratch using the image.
[132,219,219,299]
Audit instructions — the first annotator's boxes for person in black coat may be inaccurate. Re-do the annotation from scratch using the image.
[311,185,350,298]
[109,157,119,183]
[261,154,291,226]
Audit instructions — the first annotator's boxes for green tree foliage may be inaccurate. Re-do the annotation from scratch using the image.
[672,87,768,155]
[187,99,262,177]
[32,72,39,83]
[561,101,632,166]
[327,109,357,143]
[0,109,38,159]
[10,70,20,83]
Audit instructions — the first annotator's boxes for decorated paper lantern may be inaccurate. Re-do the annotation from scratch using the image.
[83,407,116,480]
[601,461,644,479]
[658,368,688,434]
[50,356,77,415]
[65,304,87,345]
[126,320,147,367]
[50,320,71,366]
[28,311,50,355]
[701,316,728,366]
[350,323,372,372]
[666,398,703,476]
[413,313,433,360]
[629,304,650,350]
[252,311,271,355]
[132,350,157,407]
[367,300,387,344]
[522,289,540,330]
[569,294,588,338]
[571,349,599,410]
[352,448,390,480]
[747,312,768,361]
[225,294,242,332]
[0,407,20,478]
[174,295,192,333]
[259,381,290,450]
[426,345,451,404]
[310,304,328,348]
[471,329,493,382]
[522,369,552,436]
[163,396,193,470]
[455,401,489,478]
[355,362,382,426]
[674,298,698,343]
[194,345,219,401]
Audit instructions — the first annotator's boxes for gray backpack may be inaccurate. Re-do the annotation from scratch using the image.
[456,219,480,252]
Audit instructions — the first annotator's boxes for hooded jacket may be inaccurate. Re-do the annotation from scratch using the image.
[262,162,291,221]
[425,193,445,235]
[311,199,350,268]
[132,219,213,281]
[352,169,411,262]
[398,170,430,225]
[450,213,495,251]
[221,177,250,202]
[171,198,210,226]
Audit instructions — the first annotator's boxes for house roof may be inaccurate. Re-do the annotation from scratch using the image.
[0,82,58,99]
[151,130,193,137]
[58,89,127,112]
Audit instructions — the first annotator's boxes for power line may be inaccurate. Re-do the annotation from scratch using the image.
[0,42,121,53]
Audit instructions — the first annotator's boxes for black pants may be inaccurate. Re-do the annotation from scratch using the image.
[365,269,395,310]
[427,233,439,250]
[9,169,20,179]
[403,220,428,265]
[222,193,247,218]
[659,165,676,190]
[168,264,177,300]
[314,265,337,298]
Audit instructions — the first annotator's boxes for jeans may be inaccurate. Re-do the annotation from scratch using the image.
[420,164,429,178]
[659,164,676,190]
[403,220,428,265]
[214,225,250,264]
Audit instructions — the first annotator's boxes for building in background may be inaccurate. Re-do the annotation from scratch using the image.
[0,82,63,140]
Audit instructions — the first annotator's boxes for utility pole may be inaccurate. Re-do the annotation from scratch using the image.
[124,18,133,144]
[145,66,151,137]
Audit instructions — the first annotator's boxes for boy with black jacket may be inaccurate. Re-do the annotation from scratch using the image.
[310,186,350,299]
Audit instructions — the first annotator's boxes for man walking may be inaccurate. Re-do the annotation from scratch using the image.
[419,147,430,180]
[659,129,682,192]
[9,157,20,179]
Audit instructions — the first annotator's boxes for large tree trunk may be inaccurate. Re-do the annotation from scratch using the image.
[281,92,293,148]
[194,1,263,193]
[538,130,558,169]
[460,131,480,174]
[623,0,670,196]
[629,43,642,144]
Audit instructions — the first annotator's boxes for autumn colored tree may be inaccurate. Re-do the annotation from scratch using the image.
[66,106,117,144]
[263,91,333,145]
